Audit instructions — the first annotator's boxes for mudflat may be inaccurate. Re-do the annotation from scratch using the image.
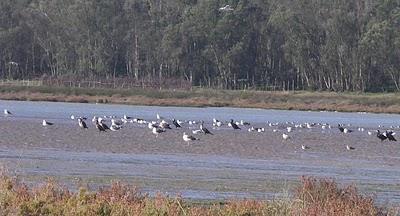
[0,116,399,203]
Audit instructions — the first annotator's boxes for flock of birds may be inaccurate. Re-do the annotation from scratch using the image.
[2,108,398,150]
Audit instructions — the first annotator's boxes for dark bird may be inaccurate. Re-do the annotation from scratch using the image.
[200,123,213,135]
[95,121,106,132]
[338,124,344,133]
[78,118,88,129]
[377,130,388,141]
[172,119,182,128]
[228,119,241,130]
[386,130,397,141]
[96,118,109,132]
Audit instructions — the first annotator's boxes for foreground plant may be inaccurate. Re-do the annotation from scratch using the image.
[0,174,395,216]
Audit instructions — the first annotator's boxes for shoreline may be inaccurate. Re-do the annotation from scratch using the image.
[1,85,400,114]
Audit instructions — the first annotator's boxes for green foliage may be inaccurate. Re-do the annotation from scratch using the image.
[0,0,400,92]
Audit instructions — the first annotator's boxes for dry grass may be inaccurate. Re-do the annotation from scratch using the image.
[1,85,400,113]
[0,173,396,215]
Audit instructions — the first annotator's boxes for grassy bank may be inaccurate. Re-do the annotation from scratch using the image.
[1,85,400,113]
[0,174,396,216]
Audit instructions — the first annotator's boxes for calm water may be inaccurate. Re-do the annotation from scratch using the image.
[0,100,400,204]
[1,99,400,127]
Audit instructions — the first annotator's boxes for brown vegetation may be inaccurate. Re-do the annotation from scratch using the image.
[0,174,397,215]
[1,85,400,113]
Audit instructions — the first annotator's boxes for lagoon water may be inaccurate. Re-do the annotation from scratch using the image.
[0,100,400,204]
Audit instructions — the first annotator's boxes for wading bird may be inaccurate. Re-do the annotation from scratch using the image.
[183,132,198,142]
[78,118,88,129]
[42,120,53,126]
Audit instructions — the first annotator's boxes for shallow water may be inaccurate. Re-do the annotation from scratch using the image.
[0,100,400,204]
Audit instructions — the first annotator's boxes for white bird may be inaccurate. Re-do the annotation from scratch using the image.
[257,128,265,133]
[287,127,292,133]
[123,115,131,120]
[282,133,290,140]
[70,115,75,120]
[213,118,223,127]
[367,131,373,135]
[240,120,250,126]
[192,129,202,134]
[301,145,309,150]
[111,119,122,126]
[3,109,12,116]
[183,132,198,142]
[219,4,234,11]
[152,127,165,136]
[148,122,158,129]
[42,120,53,126]
[346,145,355,150]
[110,124,122,131]
[160,120,172,129]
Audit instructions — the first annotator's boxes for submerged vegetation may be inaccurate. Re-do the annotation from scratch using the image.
[0,174,396,215]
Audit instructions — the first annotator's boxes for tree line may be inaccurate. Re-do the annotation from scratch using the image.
[0,0,399,92]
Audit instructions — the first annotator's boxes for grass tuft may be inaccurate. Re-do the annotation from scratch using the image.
[0,174,396,215]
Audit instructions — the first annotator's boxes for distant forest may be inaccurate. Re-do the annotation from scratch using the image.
[1,0,400,92]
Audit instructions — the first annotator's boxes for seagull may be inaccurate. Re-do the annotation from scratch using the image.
[3,109,12,116]
[213,118,223,127]
[111,119,123,126]
[183,132,198,142]
[240,120,250,126]
[287,127,292,133]
[343,128,352,134]
[282,133,290,140]
[367,131,373,136]
[192,129,202,134]
[346,145,355,150]
[152,127,165,136]
[42,120,53,126]
[160,120,172,129]
[200,123,213,135]
[123,115,131,120]
[377,130,387,141]
[219,4,234,11]
[70,115,75,120]
[228,119,241,130]
[172,119,182,128]
[110,124,122,131]
[301,145,309,150]
[148,122,158,129]
[78,118,88,129]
